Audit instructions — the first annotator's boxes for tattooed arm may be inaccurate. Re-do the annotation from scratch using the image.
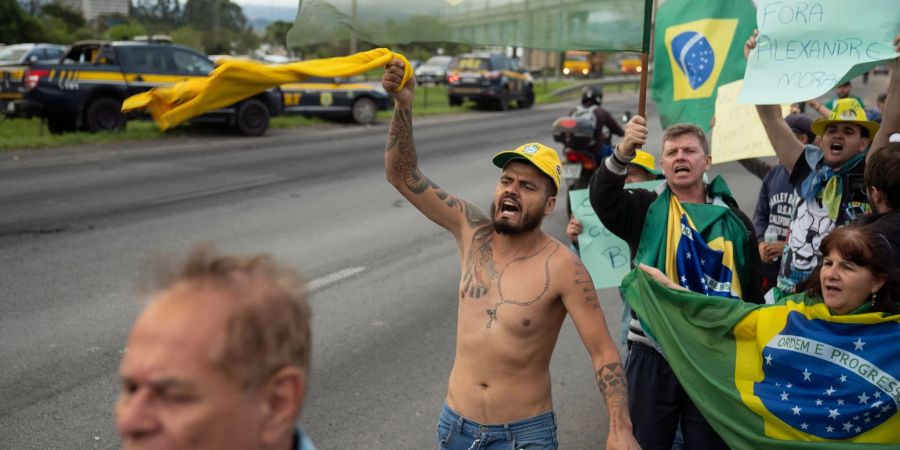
[558,250,640,450]
[382,59,489,240]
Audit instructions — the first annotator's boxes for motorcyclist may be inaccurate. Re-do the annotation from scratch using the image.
[570,85,625,162]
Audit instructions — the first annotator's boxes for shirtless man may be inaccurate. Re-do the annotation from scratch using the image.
[382,60,638,450]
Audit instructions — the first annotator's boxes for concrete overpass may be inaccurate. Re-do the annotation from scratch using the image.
[438,0,646,70]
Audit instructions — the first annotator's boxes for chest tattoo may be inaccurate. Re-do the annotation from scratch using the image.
[462,225,494,298]
[486,241,560,329]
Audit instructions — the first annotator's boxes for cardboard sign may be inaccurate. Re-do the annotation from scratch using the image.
[570,180,663,289]
[740,0,900,104]
[712,79,790,164]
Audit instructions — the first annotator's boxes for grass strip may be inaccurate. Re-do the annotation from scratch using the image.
[0,78,637,151]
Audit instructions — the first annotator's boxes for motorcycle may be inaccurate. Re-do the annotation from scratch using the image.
[552,110,631,215]
[552,114,598,197]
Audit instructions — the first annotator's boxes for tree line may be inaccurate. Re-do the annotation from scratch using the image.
[1,0,471,60]
[1,0,294,55]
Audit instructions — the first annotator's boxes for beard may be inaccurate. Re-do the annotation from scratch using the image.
[491,201,543,235]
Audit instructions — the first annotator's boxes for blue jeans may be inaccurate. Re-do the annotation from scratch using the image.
[436,403,558,450]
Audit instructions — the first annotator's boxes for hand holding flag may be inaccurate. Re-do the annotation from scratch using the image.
[382,59,415,110]
[619,115,649,157]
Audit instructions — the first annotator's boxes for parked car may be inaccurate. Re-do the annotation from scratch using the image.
[446,53,534,110]
[0,43,66,65]
[415,55,454,84]
[0,40,281,136]
[279,76,391,124]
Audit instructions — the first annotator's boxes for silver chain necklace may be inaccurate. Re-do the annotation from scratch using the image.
[485,240,559,329]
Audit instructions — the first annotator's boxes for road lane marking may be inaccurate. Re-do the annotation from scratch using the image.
[308,266,366,292]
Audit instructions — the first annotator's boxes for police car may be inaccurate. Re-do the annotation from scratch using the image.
[446,53,534,111]
[1,39,282,136]
[279,77,391,125]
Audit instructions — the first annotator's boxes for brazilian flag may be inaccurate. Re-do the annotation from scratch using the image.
[635,175,750,300]
[651,0,757,131]
[623,269,900,448]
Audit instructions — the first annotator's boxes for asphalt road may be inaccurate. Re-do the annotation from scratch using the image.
[0,74,887,449]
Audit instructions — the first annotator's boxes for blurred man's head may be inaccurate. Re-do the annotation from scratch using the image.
[660,123,710,191]
[785,113,815,145]
[865,141,900,214]
[116,245,311,450]
[836,81,852,99]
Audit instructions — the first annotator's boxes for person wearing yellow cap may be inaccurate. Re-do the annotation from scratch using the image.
[566,150,661,245]
[589,111,765,449]
[745,32,900,297]
[380,59,639,450]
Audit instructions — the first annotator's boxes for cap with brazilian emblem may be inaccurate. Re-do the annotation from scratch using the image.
[491,143,562,193]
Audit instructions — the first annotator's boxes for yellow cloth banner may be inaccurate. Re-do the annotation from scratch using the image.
[122,48,411,131]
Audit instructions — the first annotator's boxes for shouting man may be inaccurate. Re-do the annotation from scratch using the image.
[382,60,638,450]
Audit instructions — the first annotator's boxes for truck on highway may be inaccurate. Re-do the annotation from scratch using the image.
[0,38,282,136]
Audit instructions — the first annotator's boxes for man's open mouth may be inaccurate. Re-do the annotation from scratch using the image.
[498,198,520,217]
[674,166,690,174]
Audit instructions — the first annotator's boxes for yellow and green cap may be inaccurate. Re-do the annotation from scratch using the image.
[811,98,880,138]
[630,150,662,176]
[492,143,562,193]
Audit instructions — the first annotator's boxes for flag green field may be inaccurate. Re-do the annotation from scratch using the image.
[634,175,752,300]
[651,0,756,131]
[623,269,900,449]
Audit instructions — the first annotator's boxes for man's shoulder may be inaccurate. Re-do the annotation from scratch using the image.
[546,236,578,263]
[545,238,586,275]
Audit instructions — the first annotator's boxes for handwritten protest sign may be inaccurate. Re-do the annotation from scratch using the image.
[740,0,900,104]
[712,79,791,164]
[570,180,663,289]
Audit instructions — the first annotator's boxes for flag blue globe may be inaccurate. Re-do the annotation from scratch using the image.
[754,312,899,439]
[670,31,715,90]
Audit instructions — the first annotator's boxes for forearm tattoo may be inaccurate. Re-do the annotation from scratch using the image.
[574,260,601,309]
[387,107,500,304]
[386,105,492,224]
[385,108,492,223]
[596,362,628,409]
[386,107,435,193]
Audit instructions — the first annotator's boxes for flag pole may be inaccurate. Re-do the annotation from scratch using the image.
[638,0,657,118]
